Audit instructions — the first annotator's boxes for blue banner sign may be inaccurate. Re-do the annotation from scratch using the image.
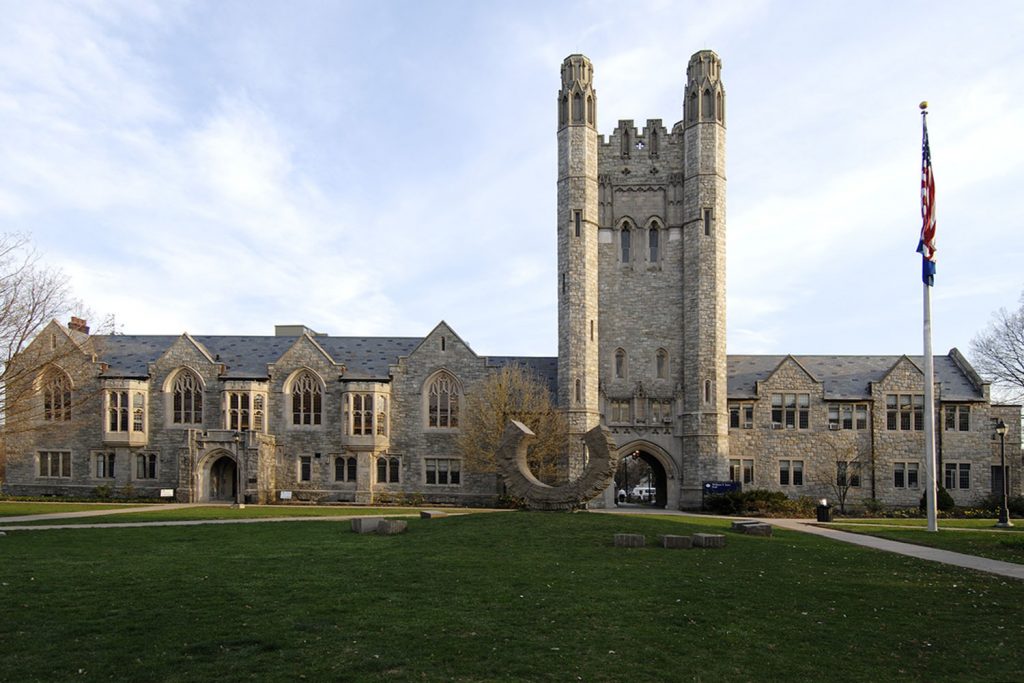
[702,481,741,496]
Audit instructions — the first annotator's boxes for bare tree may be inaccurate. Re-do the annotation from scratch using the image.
[815,442,863,514]
[0,234,98,474]
[971,291,1024,403]
[456,365,568,485]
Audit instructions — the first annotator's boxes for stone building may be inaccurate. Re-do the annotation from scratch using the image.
[4,51,1020,508]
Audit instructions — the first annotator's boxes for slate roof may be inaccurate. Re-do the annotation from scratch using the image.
[727,354,985,401]
[89,334,983,402]
[93,334,421,380]
[487,356,559,397]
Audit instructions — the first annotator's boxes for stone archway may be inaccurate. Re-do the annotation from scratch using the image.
[200,452,238,503]
[615,441,678,509]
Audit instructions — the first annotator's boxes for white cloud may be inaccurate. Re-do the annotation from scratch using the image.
[0,0,1021,361]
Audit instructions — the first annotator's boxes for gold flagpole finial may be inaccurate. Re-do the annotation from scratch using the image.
[919,101,929,110]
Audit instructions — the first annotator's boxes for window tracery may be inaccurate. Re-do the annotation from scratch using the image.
[427,372,459,429]
[292,371,322,426]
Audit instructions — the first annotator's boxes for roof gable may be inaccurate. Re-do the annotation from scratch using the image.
[758,355,820,391]
[153,333,217,371]
[406,321,478,361]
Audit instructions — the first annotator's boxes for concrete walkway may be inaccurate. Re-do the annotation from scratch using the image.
[0,503,201,523]
[0,503,482,532]
[767,518,1024,580]
[598,508,1024,581]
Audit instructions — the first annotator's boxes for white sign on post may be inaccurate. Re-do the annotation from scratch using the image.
[280,491,292,500]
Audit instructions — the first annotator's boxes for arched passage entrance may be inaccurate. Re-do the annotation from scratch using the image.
[614,442,674,509]
[203,453,237,502]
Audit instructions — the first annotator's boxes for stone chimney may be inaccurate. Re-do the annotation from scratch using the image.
[68,317,89,334]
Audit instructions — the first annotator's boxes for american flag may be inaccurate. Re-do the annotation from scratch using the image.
[917,114,936,286]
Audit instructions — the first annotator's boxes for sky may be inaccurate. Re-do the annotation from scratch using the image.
[1,0,1022,362]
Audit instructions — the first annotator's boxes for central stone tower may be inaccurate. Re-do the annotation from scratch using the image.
[557,51,729,507]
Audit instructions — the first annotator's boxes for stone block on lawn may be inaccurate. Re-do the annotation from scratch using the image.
[613,533,645,548]
[377,519,408,535]
[731,520,759,531]
[659,534,693,549]
[691,533,726,548]
[420,510,448,519]
[741,523,773,537]
[351,517,383,534]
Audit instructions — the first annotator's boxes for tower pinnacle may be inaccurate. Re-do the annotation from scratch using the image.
[558,54,597,130]
[685,50,725,126]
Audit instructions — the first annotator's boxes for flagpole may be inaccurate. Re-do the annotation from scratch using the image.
[919,101,938,533]
[923,279,938,532]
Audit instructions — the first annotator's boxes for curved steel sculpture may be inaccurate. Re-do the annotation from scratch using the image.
[495,420,619,511]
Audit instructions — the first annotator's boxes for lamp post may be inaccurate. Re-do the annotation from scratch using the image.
[995,419,1013,528]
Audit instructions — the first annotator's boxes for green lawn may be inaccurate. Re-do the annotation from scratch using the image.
[3,504,428,525]
[829,520,1024,564]
[1,512,1021,682]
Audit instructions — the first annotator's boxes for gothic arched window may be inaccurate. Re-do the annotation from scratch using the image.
[656,349,668,379]
[42,370,72,422]
[716,91,723,122]
[703,89,712,120]
[649,222,660,262]
[615,349,627,379]
[620,223,631,263]
[291,371,322,426]
[689,91,697,122]
[427,372,459,429]
[172,370,203,425]
[586,95,594,124]
[572,93,583,122]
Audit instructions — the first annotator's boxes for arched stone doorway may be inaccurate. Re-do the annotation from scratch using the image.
[612,441,677,509]
[207,454,237,502]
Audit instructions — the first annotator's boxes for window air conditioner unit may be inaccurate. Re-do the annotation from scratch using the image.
[770,423,783,430]
[828,424,841,431]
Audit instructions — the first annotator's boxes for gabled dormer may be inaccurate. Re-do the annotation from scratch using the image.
[757,356,821,431]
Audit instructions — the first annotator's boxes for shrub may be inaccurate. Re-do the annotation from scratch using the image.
[93,485,113,500]
[496,494,527,510]
[862,498,884,515]
[974,493,1024,517]
[920,486,955,513]
[703,489,807,517]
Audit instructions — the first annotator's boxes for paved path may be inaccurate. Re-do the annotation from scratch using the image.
[0,515,420,531]
[598,508,1024,581]
[0,503,484,532]
[0,503,201,523]
[767,518,1024,580]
